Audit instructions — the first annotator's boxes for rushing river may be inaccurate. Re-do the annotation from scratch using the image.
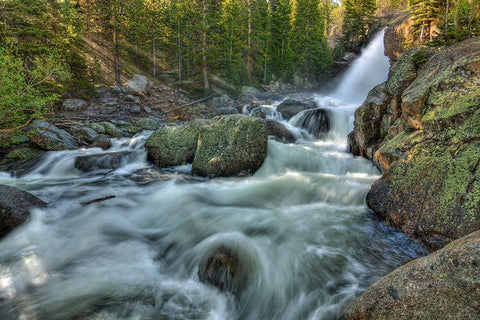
[0,30,428,320]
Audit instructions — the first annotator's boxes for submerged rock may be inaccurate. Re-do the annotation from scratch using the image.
[0,185,47,238]
[74,151,133,172]
[198,246,239,292]
[25,120,78,151]
[290,108,330,138]
[344,230,480,319]
[349,37,480,249]
[192,114,268,178]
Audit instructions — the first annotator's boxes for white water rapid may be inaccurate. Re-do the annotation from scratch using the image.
[0,30,427,320]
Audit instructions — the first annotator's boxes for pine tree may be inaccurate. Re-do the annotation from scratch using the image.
[293,0,333,82]
[269,0,294,81]
[342,0,376,51]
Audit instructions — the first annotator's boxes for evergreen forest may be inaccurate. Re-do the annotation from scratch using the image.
[0,0,479,129]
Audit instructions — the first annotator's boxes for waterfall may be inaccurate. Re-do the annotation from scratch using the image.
[332,29,390,105]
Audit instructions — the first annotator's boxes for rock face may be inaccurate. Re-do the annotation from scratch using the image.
[0,185,47,238]
[344,230,480,319]
[192,114,268,177]
[145,120,205,168]
[384,12,415,62]
[25,120,79,151]
[349,37,480,249]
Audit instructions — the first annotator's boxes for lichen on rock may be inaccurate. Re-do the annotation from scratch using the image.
[192,114,268,178]
[349,36,480,249]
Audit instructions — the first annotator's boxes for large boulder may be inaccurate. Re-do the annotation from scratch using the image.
[24,120,79,151]
[0,185,47,238]
[277,98,317,120]
[123,74,149,95]
[344,230,480,319]
[192,114,268,177]
[145,120,206,168]
[349,37,480,249]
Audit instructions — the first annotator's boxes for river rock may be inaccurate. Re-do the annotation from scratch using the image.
[24,120,79,151]
[0,185,47,238]
[264,120,296,143]
[137,117,163,130]
[69,126,98,143]
[344,230,480,319]
[0,147,45,176]
[92,134,112,150]
[277,98,317,120]
[100,122,124,138]
[198,246,239,292]
[74,151,133,172]
[123,74,149,95]
[349,36,480,249]
[62,98,87,111]
[192,114,267,177]
[145,120,206,168]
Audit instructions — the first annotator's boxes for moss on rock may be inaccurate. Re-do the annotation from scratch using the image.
[192,114,268,178]
[344,230,480,319]
[145,120,206,168]
[349,36,480,249]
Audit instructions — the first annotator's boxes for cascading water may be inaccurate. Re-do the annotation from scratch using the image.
[0,30,427,320]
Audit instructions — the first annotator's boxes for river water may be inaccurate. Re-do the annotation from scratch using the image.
[0,30,428,320]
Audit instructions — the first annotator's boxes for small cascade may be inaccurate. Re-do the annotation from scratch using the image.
[289,108,330,138]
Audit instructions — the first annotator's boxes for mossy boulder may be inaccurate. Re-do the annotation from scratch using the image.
[0,147,45,176]
[0,185,47,238]
[344,230,480,319]
[349,36,480,249]
[192,114,268,177]
[145,120,206,168]
[24,120,78,151]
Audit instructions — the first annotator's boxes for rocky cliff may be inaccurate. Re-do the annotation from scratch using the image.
[348,37,480,249]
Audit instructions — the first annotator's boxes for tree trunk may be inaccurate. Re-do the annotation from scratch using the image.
[113,25,121,87]
[247,0,253,80]
[153,35,156,77]
[201,0,209,90]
